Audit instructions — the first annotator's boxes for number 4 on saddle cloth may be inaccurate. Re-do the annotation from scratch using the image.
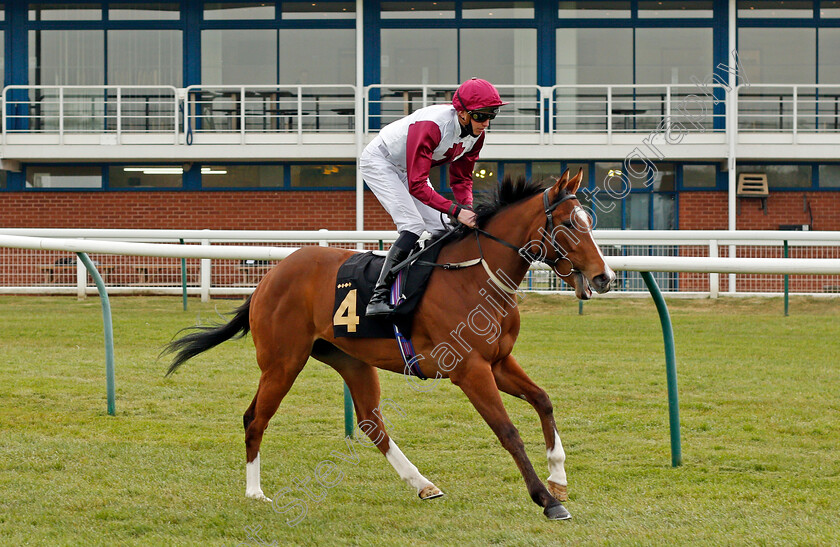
[332,243,444,340]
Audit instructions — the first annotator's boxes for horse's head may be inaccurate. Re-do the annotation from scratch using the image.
[535,169,615,300]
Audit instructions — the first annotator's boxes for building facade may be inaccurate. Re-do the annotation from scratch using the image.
[0,0,839,233]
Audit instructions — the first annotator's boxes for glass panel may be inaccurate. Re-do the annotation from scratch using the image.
[652,163,675,191]
[462,1,534,19]
[472,161,499,193]
[202,165,284,188]
[279,30,355,84]
[29,4,101,20]
[110,3,180,20]
[682,164,717,187]
[109,166,182,188]
[556,28,633,85]
[380,29,458,84]
[737,164,812,188]
[738,28,816,84]
[819,29,840,84]
[381,1,455,19]
[281,2,354,19]
[821,0,840,17]
[108,30,182,86]
[0,171,6,189]
[290,164,354,187]
[202,30,277,85]
[653,193,675,229]
[818,164,840,187]
[627,194,650,230]
[636,28,713,84]
[531,161,563,181]
[593,198,621,228]
[460,29,537,85]
[558,0,630,18]
[502,162,526,182]
[0,5,4,20]
[738,0,813,18]
[29,31,105,86]
[638,0,713,18]
[25,166,102,189]
[595,162,627,193]
[204,2,275,19]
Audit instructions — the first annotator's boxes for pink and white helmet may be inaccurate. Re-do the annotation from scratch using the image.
[452,78,509,112]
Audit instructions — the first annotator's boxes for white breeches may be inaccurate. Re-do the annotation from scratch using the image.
[360,143,451,237]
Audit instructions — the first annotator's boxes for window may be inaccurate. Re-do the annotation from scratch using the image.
[202,29,277,85]
[818,165,840,187]
[381,1,455,19]
[460,29,537,85]
[26,166,103,189]
[462,1,534,19]
[738,0,813,18]
[556,28,633,85]
[107,30,182,86]
[281,1,354,19]
[638,0,712,18]
[202,165,285,188]
[109,3,181,20]
[29,3,102,20]
[636,29,713,84]
[380,29,458,85]
[558,1,631,18]
[204,2,275,20]
[290,164,355,188]
[736,164,812,188]
[109,166,182,188]
[279,30,355,84]
[472,162,499,192]
[29,30,105,86]
[738,28,816,84]
[682,164,717,188]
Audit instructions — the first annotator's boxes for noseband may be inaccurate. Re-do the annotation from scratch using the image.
[474,188,581,278]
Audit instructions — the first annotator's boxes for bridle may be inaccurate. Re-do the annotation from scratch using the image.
[474,188,581,278]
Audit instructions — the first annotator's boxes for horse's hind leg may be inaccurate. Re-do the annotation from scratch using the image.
[492,354,568,503]
[244,347,310,502]
[317,346,443,500]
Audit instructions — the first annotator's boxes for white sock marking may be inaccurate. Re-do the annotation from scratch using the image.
[547,430,567,485]
[245,453,270,500]
[385,439,434,493]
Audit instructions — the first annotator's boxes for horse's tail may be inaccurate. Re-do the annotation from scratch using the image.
[162,295,252,376]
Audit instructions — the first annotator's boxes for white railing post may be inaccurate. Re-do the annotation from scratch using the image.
[116,87,122,143]
[59,87,65,145]
[76,255,87,300]
[709,240,719,298]
[200,238,211,302]
[319,228,328,249]
[606,86,613,145]
[792,85,798,143]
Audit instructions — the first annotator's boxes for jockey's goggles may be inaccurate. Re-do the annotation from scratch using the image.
[468,108,499,122]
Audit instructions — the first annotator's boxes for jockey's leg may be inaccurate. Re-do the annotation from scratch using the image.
[365,231,417,316]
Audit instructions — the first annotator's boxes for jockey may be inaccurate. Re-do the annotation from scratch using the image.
[361,77,508,317]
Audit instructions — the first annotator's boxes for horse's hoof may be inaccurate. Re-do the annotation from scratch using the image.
[544,502,572,521]
[246,491,272,503]
[418,485,444,500]
[547,480,568,502]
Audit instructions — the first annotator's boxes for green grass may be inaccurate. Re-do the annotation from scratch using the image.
[1,295,838,546]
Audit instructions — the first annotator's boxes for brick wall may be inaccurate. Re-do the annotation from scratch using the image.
[0,190,396,231]
[679,191,840,231]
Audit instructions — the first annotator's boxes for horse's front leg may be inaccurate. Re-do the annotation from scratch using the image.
[451,360,570,520]
[492,354,568,503]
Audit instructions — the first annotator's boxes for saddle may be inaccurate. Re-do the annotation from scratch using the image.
[332,242,444,339]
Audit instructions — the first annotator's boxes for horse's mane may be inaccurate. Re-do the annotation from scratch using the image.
[444,175,548,243]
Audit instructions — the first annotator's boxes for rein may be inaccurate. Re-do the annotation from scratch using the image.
[403,188,581,295]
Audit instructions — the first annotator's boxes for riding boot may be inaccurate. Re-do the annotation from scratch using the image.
[365,245,411,317]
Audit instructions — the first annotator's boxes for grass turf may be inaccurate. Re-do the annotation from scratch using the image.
[0,295,838,546]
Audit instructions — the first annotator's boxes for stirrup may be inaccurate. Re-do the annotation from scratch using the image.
[365,297,394,317]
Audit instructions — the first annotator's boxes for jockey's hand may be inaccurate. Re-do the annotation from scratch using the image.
[457,208,477,228]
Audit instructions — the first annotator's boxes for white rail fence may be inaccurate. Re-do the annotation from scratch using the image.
[4,84,839,145]
[1,230,839,299]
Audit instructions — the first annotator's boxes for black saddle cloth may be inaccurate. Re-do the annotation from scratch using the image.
[332,243,444,339]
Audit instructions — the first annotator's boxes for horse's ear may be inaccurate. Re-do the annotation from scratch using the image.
[565,168,583,194]
[549,169,571,201]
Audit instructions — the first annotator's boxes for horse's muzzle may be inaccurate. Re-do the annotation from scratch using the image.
[591,268,615,294]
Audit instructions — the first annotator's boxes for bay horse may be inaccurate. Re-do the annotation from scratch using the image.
[164,169,615,520]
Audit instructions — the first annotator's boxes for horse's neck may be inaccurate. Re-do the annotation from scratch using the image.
[441,197,542,290]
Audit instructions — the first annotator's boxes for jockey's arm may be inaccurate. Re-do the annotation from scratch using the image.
[405,121,462,216]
